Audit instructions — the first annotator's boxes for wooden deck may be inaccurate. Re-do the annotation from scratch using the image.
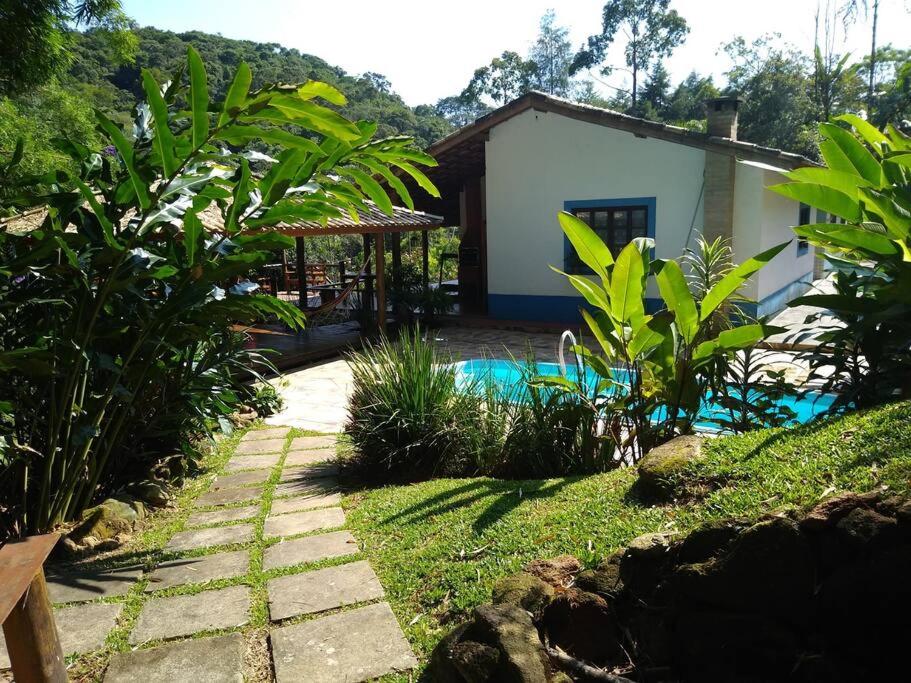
[240,321,364,372]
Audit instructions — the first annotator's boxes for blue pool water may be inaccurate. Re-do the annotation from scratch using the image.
[452,359,837,432]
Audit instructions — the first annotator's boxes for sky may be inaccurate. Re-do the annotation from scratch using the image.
[121,0,910,106]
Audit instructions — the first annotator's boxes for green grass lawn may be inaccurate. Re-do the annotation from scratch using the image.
[344,400,911,668]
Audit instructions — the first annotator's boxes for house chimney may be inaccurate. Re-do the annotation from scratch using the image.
[702,96,743,245]
[705,95,742,140]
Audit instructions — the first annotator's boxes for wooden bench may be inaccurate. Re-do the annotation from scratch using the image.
[0,534,65,682]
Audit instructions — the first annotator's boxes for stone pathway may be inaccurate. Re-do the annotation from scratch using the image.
[0,426,416,682]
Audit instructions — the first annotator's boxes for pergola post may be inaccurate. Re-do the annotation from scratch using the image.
[421,229,429,290]
[391,232,402,292]
[363,234,374,331]
[375,233,386,333]
[295,236,307,308]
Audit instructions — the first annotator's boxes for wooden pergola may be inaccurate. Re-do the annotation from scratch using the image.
[266,203,444,330]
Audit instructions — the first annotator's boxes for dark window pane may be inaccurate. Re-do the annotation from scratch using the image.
[593,210,608,229]
[631,209,647,229]
[612,210,628,228]
[631,227,646,239]
[799,203,811,225]
[575,210,592,225]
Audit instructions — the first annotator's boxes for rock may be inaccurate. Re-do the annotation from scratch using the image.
[676,519,746,564]
[542,588,624,665]
[467,603,549,683]
[149,454,186,483]
[524,555,581,589]
[428,624,474,683]
[800,491,875,531]
[132,480,170,507]
[574,553,623,600]
[619,532,675,598]
[450,641,501,682]
[636,435,703,499]
[492,573,554,614]
[69,498,140,542]
[674,518,814,625]
[897,500,911,529]
[834,506,898,549]
[673,610,800,681]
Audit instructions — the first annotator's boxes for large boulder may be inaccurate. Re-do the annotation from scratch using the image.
[574,552,623,600]
[541,588,624,665]
[69,498,142,542]
[429,603,552,683]
[673,517,815,624]
[492,572,554,615]
[636,435,703,500]
[619,532,675,599]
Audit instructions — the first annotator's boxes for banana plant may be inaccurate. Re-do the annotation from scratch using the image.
[0,46,439,534]
[553,211,786,459]
[768,117,911,409]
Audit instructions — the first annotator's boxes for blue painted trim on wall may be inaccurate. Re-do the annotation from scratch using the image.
[562,197,657,271]
[487,293,663,324]
[739,271,814,318]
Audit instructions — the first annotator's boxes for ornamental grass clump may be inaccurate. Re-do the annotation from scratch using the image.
[346,327,477,478]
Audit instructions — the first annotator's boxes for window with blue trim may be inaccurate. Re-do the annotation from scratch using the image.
[797,203,811,255]
[566,204,649,273]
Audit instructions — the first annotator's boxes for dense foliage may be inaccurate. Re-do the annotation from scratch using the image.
[345,330,614,481]
[553,214,784,460]
[0,25,452,202]
[0,49,438,536]
[770,116,911,410]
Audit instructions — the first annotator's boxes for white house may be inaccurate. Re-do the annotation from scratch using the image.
[408,92,823,323]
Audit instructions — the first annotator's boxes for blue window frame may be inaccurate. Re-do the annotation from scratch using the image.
[563,197,656,274]
[797,203,811,255]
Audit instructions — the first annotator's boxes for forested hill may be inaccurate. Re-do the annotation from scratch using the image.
[71,26,453,149]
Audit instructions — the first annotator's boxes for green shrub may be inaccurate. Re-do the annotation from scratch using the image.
[345,330,615,480]
[769,116,911,410]
[346,327,475,478]
[0,47,437,534]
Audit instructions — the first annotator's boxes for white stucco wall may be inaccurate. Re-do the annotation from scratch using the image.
[484,109,705,301]
[733,164,815,308]
[482,109,811,317]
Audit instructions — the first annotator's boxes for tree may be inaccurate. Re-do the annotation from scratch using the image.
[812,0,864,122]
[571,0,688,111]
[638,62,671,119]
[434,94,492,128]
[722,36,818,157]
[464,51,538,106]
[0,0,136,97]
[530,10,574,97]
[664,71,719,125]
[855,45,911,127]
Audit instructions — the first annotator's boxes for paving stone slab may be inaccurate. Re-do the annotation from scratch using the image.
[263,531,358,571]
[0,602,122,668]
[164,524,253,552]
[234,438,286,455]
[185,505,259,527]
[270,602,417,682]
[46,567,142,604]
[278,462,339,485]
[264,507,345,539]
[241,427,290,442]
[225,453,281,472]
[212,469,271,489]
[145,550,249,592]
[194,486,262,508]
[268,560,383,620]
[289,435,337,450]
[129,585,250,644]
[270,491,342,515]
[105,632,244,683]
[284,449,335,467]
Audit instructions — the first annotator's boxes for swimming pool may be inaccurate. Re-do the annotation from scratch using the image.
[452,359,837,432]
